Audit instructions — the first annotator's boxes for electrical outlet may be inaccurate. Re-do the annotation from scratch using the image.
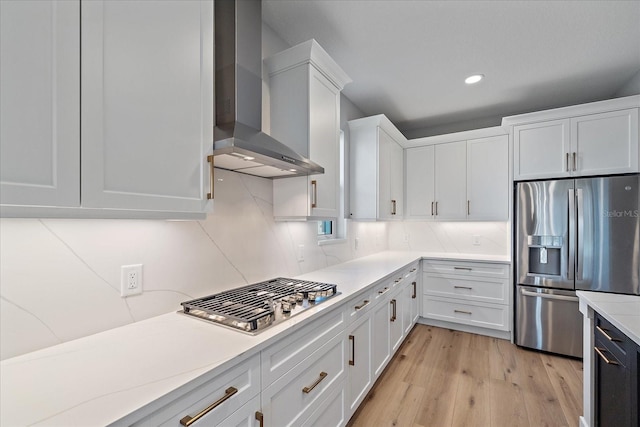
[297,245,304,262]
[403,233,410,243]
[472,235,481,246]
[121,264,143,297]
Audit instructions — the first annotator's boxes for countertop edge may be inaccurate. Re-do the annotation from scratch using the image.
[577,290,640,346]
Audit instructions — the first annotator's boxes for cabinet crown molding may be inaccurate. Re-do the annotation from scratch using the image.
[265,39,351,90]
[347,114,408,145]
[501,94,640,127]
[405,126,507,148]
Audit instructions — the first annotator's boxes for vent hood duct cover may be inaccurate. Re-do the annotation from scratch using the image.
[212,0,323,179]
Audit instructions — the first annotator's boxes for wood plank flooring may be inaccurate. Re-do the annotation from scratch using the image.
[348,324,583,427]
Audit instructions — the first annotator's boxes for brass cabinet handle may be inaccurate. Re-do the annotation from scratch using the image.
[206,155,215,200]
[391,199,397,215]
[431,201,434,216]
[467,200,470,215]
[180,386,237,426]
[255,411,264,427]
[453,266,472,271]
[349,335,355,366]
[311,180,317,208]
[454,286,473,290]
[412,281,417,299]
[410,268,417,273]
[454,309,472,315]
[435,201,438,216]
[566,152,570,172]
[390,299,397,322]
[596,326,622,342]
[354,300,370,311]
[594,346,619,365]
[572,152,577,171]
[378,287,389,295]
[303,372,328,393]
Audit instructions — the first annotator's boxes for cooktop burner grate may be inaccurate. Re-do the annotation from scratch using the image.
[180,278,338,333]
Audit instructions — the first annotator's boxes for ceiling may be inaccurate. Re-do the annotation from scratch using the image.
[262,0,640,137]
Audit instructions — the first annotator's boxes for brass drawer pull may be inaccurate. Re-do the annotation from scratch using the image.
[596,325,622,342]
[206,155,215,200]
[453,267,472,271]
[390,299,397,321]
[594,346,619,365]
[454,286,473,290]
[412,281,417,299]
[378,287,389,295]
[255,411,264,427]
[391,199,397,215]
[180,386,238,426]
[410,268,417,273]
[354,300,370,311]
[454,309,472,315]
[349,335,355,366]
[303,372,328,393]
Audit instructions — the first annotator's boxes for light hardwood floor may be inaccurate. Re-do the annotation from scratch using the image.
[348,324,583,427]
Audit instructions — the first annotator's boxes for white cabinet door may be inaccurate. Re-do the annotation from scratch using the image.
[81,0,211,213]
[308,67,341,218]
[371,294,391,378]
[404,277,419,334]
[467,135,509,221]
[389,136,404,218]
[346,313,372,417]
[571,108,639,176]
[377,128,393,220]
[514,119,571,180]
[0,0,80,207]
[434,141,466,219]
[389,287,404,353]
[405,145,435,219]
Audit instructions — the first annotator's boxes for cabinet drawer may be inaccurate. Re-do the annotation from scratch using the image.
[595,313,629,365]
[422,260,509,279]
[302,380,346,427]
[262,308,345,386]
[131,353,260,426]
[423,275,508,304]
[422,297,508,331]
[346,290,375,325]
[262,332,346,427]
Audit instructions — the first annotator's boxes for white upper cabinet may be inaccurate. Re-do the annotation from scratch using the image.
[349,115,406,221]
[1,0,211,218]
[504,95,640,181]
[81,0,212,214]
[434,141,467,220]
[0,0,80,208]
[467,135,509,221]
[266,40,351,220]
[405,146,435,219]
[405,127,509,221]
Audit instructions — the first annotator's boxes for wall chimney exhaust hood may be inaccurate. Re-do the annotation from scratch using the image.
[211,0,324,179]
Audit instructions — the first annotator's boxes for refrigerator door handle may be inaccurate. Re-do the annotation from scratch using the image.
[567,189,575,281]
[520,288,579,302]
[576,188,584,280]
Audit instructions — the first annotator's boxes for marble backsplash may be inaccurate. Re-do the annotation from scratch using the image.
[0,169,389,360]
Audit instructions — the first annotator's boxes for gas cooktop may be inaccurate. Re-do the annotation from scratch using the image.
[180,278,339,334]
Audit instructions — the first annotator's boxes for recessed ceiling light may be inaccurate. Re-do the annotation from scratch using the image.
[465,74,484,84]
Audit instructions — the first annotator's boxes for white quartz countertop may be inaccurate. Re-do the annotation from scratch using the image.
[577,290,640,346]
[0,251,509,426]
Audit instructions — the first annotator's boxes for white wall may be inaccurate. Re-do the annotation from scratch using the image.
[0,169,388,360]
[387,221,510,255]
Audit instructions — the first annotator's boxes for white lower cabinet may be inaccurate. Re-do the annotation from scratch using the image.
[346,310,372,416]
[371,284,392,378]
[303,380,347,427]
[127,353,260,427]
[218,395,262,427]
[389,285,405,353]
[261,332,346,426]
[422,259,510,336]
[404,271,419,335]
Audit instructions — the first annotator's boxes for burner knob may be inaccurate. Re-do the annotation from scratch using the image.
[281,298,292,313]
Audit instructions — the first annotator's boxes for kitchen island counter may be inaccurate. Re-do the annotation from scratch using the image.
[0,251,509,426]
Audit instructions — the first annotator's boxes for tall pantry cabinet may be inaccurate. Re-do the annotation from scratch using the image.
[266,40,351,220]
[1,0,212,218]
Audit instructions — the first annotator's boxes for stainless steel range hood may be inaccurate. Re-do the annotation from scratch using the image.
[212,0,324,178]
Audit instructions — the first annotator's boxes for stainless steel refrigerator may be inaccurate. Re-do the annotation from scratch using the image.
[515,174,639,358]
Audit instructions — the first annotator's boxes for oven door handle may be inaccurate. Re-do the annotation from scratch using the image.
[520,288,578,302]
